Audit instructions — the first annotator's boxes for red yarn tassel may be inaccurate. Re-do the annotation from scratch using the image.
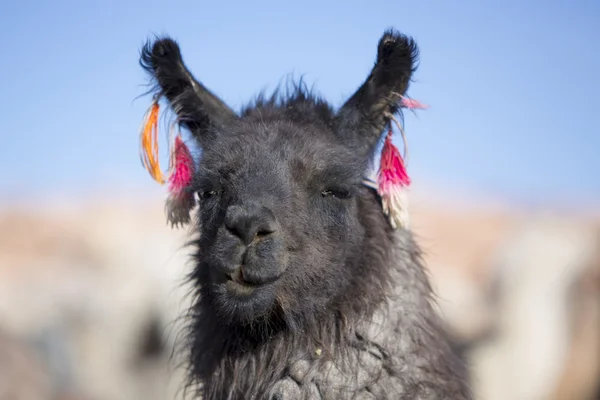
[165,134,196,227]
[168,135,194,194]
[399,95,429,110]
[377,128,411,229]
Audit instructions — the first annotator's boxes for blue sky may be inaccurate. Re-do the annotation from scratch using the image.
[1,0,598,208]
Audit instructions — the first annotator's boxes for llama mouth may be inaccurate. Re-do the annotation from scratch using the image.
[226,268,251,285]
[225,268,259,295]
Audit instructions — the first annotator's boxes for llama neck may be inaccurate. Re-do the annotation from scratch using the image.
[191,231,472,399]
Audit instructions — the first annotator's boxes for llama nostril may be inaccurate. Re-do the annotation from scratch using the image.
[225,204,278,245]
[255,228,275,239]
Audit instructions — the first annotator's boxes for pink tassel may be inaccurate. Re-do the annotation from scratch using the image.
[165,135,195,227]
[400,95,429,110]
[168,135,194,194]
[377,129,411,229]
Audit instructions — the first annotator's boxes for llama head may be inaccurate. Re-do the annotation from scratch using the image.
[139,30,418,331]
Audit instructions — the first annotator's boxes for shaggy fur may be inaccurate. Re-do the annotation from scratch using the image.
[138,29,473,399]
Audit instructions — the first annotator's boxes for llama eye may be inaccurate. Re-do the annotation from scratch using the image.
[321,189,352,199]
[199,190,217,199]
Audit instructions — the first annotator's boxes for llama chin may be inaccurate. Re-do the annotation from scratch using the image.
[136,29,474,400]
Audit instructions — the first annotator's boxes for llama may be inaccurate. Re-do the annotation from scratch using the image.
[137,29,473,399]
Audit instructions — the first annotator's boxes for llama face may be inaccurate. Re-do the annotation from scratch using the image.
[139,30,417,329]
[191,116,368,325]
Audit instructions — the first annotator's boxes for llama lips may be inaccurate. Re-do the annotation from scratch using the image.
[227,268,249,285]
[225,268,259,295]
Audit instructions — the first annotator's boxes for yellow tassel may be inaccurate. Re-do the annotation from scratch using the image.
[139,100,165,184]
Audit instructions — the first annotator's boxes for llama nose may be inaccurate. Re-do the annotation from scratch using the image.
[225,204,278,245]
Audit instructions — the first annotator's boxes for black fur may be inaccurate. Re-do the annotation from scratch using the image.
[138,28,473,399]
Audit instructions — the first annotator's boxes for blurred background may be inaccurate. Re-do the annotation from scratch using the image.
[1,1,599,399]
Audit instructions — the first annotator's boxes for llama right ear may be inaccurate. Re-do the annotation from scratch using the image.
[334,29,419,159]
[139,36,238,145]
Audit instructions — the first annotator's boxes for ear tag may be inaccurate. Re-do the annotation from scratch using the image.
[377,96,428,230]
[139,97,196,227]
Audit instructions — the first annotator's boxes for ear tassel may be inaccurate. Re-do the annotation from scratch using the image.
[399,95,429,110]
[377,96,427,230]
[139,97,196,227]
[140,100,165,184]
[165,134,196,227]
[377,124,411,230]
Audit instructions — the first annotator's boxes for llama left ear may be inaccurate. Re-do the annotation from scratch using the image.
[139,37,238,146]
[334,29,419,159]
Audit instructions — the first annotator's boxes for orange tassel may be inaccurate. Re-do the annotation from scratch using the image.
[139,100,165,184]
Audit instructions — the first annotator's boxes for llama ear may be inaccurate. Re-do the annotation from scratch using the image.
[139,36,238,145]
[334,29,419,159]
